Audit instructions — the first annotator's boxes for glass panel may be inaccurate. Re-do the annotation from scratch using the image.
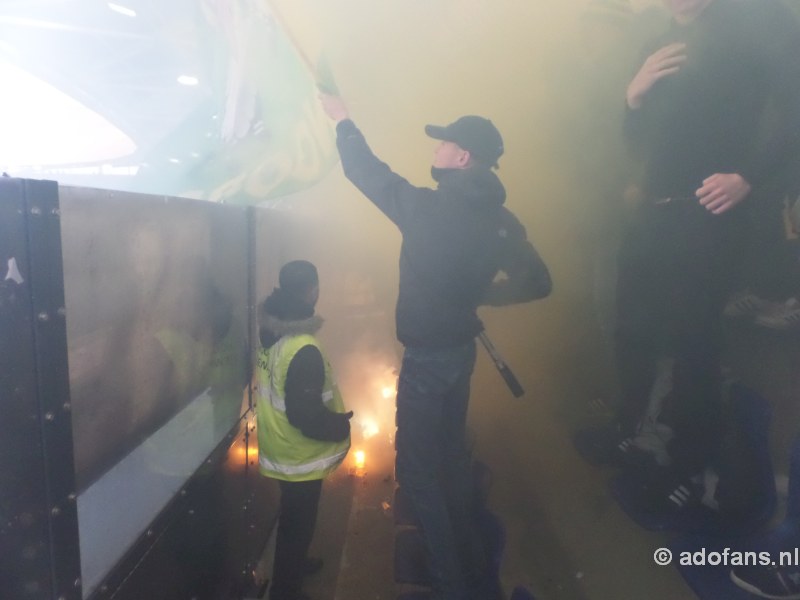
[58,186,250,596]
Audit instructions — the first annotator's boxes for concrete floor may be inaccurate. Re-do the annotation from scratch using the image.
[256,429,696,600]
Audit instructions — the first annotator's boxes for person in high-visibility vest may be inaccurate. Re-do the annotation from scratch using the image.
[255,260,352,600]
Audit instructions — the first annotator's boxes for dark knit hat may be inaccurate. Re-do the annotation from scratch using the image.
[278,260,318,301]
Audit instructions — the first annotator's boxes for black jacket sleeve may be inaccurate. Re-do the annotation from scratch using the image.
[335,119,435,229]
[284,345,350,442]
[482,208,552,306]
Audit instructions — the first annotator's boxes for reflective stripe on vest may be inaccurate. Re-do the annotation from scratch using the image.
[256,333,350,482]
[259,446,350,477]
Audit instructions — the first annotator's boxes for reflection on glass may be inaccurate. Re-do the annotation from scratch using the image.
[59,187,250,597]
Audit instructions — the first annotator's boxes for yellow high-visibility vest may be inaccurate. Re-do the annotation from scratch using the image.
[256,334,350,481]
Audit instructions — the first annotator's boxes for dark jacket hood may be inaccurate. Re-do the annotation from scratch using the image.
[435,166,506,209]
[259,313,324,349]
[259,286,323,349]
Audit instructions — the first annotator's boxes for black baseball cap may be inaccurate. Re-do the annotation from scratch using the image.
[425,115,504,168]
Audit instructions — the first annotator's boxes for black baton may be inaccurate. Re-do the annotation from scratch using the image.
[478,331,524,398]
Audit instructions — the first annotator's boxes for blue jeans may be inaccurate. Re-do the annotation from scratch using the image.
[395,341,485,600]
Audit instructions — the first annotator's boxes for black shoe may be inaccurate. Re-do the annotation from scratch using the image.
[731,564,800,599]
[638,468,702,514]
[303,557,323,577]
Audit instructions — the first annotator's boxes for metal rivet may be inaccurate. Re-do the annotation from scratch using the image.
[57,307,66,316]
[51,507,60,517]
[44,412,54,421]
[37,312,49,321]
[30,207,41,215]
[67,493,77,502]
[51,208,61,216]
[62,403,71,412]
[74,578,81,588]
[146,529,153,537]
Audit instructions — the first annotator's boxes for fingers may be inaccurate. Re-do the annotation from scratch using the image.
[696,175,741,215]
[645,53,686,77]
[652,42,687,60]
[344,410,354,419]
[652,66,681,81]
[628,44,687,108]
[643,44,687,73]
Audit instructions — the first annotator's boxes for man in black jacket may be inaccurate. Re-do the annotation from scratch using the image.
[320,95,551,600]
[578,0,800,511]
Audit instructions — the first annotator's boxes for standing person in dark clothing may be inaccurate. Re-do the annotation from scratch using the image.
[577,0,800,505]
[255,260,353,600]
[319,95,552,600]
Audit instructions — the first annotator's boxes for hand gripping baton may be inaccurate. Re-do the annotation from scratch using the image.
[478,331,524,398]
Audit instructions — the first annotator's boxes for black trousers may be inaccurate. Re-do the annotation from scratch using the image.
[614,199,745,475]
[269,478,323,600]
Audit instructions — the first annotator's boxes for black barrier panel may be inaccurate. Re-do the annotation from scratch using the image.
[1,182,280,600]
[91,418,278,600]
[0,178,82,599]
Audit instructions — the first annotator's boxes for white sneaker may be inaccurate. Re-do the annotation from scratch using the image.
[755,297,800,330]
[723,291,771,318]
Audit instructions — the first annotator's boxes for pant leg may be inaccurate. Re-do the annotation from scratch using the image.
[665,205,745,475]
[437,343,491,593]
[614,206,674,434]
[395,342,476,600]
[269,478,323,600]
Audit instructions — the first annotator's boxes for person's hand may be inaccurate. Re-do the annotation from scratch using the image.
[696,173,751,215]
[626,43,687,109]
[319,93,349,123]
[344,410,354,420]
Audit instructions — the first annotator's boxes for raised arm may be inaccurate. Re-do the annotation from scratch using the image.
[320,93,431,228]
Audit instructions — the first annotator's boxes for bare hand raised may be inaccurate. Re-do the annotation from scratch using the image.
[627,43,687,109]
[319,93,349,123]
